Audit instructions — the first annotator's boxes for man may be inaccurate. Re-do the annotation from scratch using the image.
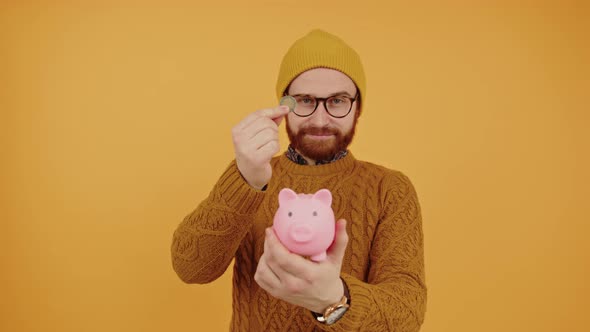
[171,29,427,331]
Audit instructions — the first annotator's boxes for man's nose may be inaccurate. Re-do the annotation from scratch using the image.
[309,102,330,126]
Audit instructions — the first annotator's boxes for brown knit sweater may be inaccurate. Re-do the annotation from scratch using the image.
[171,152,427,331]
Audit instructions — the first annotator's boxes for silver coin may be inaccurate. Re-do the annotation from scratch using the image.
[280,95,297,113]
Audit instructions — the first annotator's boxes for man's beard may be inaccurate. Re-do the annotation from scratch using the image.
[286,117,358,162]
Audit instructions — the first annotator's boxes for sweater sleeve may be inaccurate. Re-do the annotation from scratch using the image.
[171,160,266,284]
[312,172,427,331]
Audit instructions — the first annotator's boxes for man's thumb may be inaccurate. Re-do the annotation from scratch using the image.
[272,106,289,126]
[328,219,348,263]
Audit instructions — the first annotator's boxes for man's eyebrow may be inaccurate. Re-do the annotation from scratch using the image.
[291,91,354,97]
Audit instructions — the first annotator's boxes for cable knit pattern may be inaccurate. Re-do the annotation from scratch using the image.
[171,152,427,331]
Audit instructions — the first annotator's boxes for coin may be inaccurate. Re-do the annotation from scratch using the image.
[280,95,297,113]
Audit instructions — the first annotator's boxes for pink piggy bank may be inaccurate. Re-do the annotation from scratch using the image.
[272,188,335,262]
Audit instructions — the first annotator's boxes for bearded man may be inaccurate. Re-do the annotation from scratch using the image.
[171,29,427,332]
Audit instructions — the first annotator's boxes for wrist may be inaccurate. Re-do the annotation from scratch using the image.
[313,279,345,313]
[310,278,350,325]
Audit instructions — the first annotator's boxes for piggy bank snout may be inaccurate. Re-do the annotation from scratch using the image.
[289,223,314,243]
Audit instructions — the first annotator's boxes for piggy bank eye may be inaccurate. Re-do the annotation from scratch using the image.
[288,211,292,217]
[313,211,317,216]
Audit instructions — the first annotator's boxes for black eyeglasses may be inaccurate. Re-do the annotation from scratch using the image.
[282,91,359,118]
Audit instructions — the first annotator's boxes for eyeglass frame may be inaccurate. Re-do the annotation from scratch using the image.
[282,90,359,118]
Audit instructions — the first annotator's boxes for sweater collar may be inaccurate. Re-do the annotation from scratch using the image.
[278,148,356,176]
[285,145,348,166]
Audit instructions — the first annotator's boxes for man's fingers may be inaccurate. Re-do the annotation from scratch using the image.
[265,228,311,279]
[257,106,290,127]
[258,105,290,120]
[255,254,281,290]
[272,114,286,126]
[249,128,276,150]
[234,106,289,134]
[244,117,279,140]
[327,219,349,263]
[234,124,278,160]
[257,140,280,160]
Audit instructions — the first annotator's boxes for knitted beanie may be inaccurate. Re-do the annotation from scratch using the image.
[276,29,366,114]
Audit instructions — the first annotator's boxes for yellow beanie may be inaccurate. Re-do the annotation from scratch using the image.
[276,29,366,113]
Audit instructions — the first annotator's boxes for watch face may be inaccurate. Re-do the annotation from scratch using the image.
[325,306,348,325]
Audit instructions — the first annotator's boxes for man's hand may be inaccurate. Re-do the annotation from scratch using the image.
[232,106,290,190]
[254,219,349,313]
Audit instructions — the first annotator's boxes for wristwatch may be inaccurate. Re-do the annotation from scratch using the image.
[312,281,350,325]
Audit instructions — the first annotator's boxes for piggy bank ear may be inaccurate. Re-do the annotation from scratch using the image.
[313,189,332,206]
[278,188,298,206]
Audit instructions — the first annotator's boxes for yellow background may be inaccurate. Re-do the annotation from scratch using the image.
[1,1,588,331]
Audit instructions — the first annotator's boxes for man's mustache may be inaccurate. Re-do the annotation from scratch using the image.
[300,126,340,136]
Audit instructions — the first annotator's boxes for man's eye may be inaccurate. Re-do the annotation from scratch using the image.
[302,98,313,104]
